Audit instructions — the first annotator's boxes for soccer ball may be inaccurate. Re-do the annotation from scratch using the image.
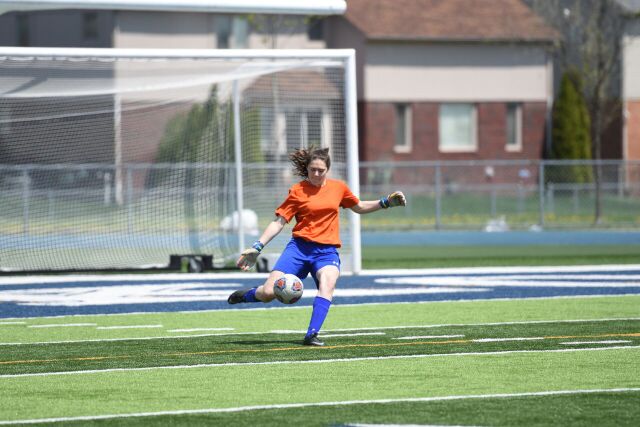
[273,274,304,304]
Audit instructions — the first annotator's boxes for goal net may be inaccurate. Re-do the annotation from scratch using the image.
[0,48,360,272]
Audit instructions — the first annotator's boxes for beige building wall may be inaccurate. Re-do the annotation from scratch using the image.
[623,20,640,163]
[113,11,324,50]
[364,43,551,102]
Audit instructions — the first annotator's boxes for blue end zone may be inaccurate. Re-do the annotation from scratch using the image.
[1,265,639,318]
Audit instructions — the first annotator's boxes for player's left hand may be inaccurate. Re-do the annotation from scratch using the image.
[387,191,406,207]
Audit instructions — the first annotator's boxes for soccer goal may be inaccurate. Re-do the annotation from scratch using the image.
[0,47,361,273]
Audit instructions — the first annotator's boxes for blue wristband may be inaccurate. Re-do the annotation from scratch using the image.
[252,241,264,252]
[379,197,390,209]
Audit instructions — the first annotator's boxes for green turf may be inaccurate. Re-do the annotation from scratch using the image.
[1,297,639,425]
[2,295,639,344]
[1,347,638,423]
[362,245,640,268]
[38,391,640,426]
[1,318,639,375]
[0,296,640,425]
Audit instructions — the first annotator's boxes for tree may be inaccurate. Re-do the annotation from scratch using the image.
[551,70,593,183]
[526,0,625,223]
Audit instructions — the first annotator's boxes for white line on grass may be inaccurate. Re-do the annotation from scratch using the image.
[0,322,26,325]
[320,332,386,338]
[96,325,163,330]
[167,328,235,333]
[1,317,638,346]
[472,337,545,343]
[0,387,638,425]
[2,345,638,378]
[27,323,96,328]
[394,335,465,340]
[560,340,632,345]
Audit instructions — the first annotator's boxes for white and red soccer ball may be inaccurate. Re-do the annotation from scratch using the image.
[273,274,304,304]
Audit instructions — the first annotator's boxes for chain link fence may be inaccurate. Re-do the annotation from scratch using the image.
[2,160,639,237]
[360,160,640,231]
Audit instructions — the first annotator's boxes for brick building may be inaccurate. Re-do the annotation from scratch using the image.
[325,0,559,165]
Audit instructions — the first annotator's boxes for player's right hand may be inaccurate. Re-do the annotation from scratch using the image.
[236,248,259,271]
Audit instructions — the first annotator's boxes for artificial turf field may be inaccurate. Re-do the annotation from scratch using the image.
[1,293,639,426]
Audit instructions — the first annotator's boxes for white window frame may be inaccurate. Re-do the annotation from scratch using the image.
[505,103,523,152]
[394,103,412,154]
[438,103,477,153]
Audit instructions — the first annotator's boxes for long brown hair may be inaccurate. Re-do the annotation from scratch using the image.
[289,146,331,178]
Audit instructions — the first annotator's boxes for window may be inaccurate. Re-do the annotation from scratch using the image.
[506,103,522,152]
[307,18,324,41]
[215,16,231,48]
[394,104,412,153]
[0,105,12,137]
[83,12,99,40]
[285,108,323,152]
[16,13,29,47]
[439,103,477,152]
[232,16,249,48]
[215,15,249,48]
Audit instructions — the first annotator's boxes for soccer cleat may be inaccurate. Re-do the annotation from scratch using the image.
[227,288,252,304]
[303,332,325,346]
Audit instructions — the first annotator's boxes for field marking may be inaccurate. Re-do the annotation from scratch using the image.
[376,276,640,288]
[1,264,638,286]
[1,332,638,369]
[27,323,96,328]
[560,340,632,345]
[321,333,386,338]
[472,338,544,343]
[2,317,639,346]
[0,387,638,425]
[167,328,235,333]
[96,325,163,330]
[394,335,465,340]
[361,264,640,276]
[1,345,638,378]
[0,322,25,325]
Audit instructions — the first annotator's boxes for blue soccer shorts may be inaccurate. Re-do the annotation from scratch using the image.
[272,237,341,288]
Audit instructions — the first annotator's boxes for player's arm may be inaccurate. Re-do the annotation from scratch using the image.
[350,191,407,215]
[236,215,287,271]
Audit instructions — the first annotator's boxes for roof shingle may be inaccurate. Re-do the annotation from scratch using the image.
[345,0,559,42]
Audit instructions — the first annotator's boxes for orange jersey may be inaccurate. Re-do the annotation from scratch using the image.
[275,178,360,247]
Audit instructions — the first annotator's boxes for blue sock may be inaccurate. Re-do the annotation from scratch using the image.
[243,288,259,303]
[306,296,332,337]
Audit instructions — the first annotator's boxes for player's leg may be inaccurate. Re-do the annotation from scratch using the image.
[228,238,308,305]
[304,252,340,346]
[227,270,281,304]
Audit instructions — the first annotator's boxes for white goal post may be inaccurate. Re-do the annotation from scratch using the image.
[0,47,361,273]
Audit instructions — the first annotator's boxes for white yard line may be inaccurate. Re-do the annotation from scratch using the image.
[320,332,386,338]
[0,387,638,425]
[2,317,638,346]
[27,323,96,328]
[560,340,632,345]
[472,337,545,343]
[96,325,163,330]
[394,335,465,340]
[0,322,26,325]
[1,345,638,378]
[167,328,235,333]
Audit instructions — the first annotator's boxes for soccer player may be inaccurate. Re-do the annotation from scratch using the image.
[227,147,406,346]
